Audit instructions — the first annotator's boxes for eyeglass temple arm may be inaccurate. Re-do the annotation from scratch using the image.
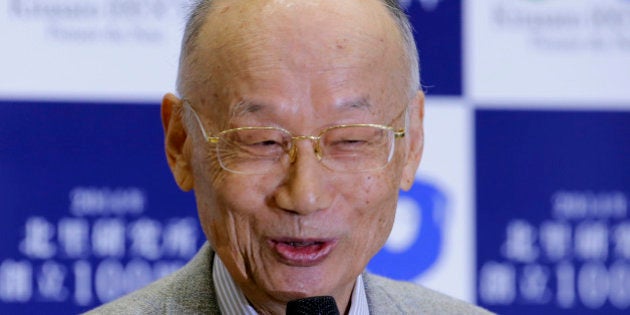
[183,100,215,142]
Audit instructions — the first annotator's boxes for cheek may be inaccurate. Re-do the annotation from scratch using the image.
[195,178,267,280]
[356,170,401,207]
[365,193,397,245]
[190,148,249,249]
[198,180,258,244]
[195,164,277,254]
[347,173,399,255]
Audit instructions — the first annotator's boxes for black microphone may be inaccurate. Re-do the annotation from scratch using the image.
[286,296,340,315]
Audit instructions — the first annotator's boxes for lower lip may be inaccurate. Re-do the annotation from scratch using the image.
[269,239,337,266]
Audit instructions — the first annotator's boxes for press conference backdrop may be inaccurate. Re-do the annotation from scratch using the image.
[0,1,628,314]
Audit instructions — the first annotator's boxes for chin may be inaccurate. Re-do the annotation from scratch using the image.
[258,268,342,302]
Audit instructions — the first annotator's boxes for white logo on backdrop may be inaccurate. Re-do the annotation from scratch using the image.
[493,2,630,53]
[385,196,422,253]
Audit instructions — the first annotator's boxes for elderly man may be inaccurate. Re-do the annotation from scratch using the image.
[89,0,490,314]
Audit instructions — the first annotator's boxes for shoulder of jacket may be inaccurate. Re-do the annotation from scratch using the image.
[83,243,219,314]
[363,273,494,315]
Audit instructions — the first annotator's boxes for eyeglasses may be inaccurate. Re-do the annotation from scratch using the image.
[184,101,406,174]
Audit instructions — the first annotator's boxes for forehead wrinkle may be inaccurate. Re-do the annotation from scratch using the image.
[233,1,392,72]
[195,0,402,79]
[230,97,371,118]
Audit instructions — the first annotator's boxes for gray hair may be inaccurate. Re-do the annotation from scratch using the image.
[176,0,420,99]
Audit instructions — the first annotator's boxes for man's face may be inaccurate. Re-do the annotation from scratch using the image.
[167,0,423,312]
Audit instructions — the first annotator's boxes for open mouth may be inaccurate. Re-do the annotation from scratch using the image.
[269,238,338,266]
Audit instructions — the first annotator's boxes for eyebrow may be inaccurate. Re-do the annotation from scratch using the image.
[340,97,372,111]
[229,100,264,119]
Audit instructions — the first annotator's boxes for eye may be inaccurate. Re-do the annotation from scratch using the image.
[324,128,374,151]
[250,139,282,147]
[331,138,368,147]
[225,129,288,156]
[238,133,284,148]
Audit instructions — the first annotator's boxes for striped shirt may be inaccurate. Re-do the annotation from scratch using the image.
[212,254,370,314]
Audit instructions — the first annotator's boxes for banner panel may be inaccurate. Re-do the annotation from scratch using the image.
[0,1,187,101]
[466,0,630,106]
[476,109,630,314]
[0,101,200,313]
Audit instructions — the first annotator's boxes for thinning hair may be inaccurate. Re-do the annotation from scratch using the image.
[176,0,420,99]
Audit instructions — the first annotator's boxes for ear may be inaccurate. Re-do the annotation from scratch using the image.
[162,93,194,191]
[400,91,424,191]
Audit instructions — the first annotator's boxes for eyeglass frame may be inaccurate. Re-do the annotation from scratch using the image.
[182,99,407,174]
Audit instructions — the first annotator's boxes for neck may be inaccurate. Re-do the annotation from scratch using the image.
[246,288,353,315]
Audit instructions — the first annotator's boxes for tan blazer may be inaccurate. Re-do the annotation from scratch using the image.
[86,243,492,314]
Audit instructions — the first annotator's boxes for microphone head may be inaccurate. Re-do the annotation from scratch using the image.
[286,296,340,315]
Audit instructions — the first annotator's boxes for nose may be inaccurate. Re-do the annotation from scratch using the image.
[273,139,333,215]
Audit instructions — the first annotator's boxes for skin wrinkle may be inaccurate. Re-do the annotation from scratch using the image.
[197,139,225,186]
[163,0,424,313]
[213,212,246,277]
[227,98,380,135]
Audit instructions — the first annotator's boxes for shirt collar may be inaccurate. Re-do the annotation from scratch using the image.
[213,254,370,315]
